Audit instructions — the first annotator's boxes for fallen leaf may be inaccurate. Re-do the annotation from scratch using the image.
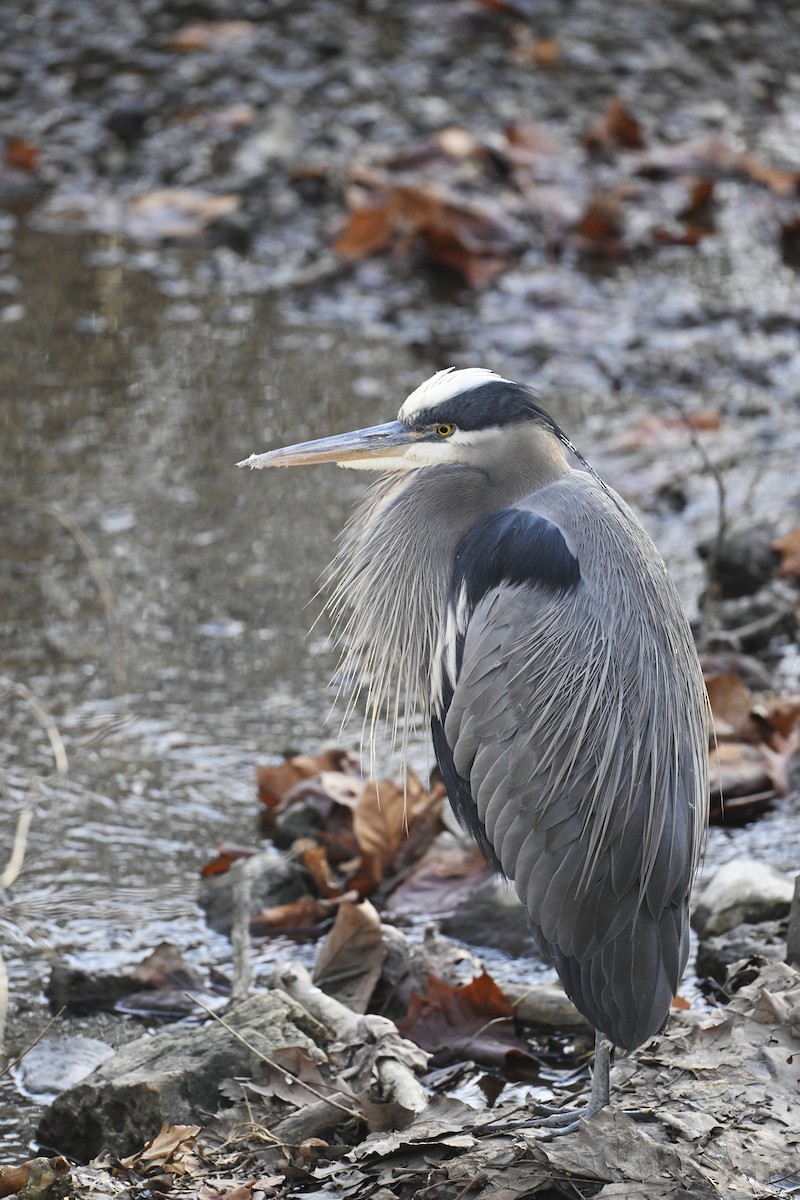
[386,842,491,916]
[760,729,800,796]
[120,1123,201,1173]
[704,665,758,742]
[4,138,39,172]
[584,97,645,154]
[400,971,538,1073]
[334,182,520,287]
[166,21,256,52]
[772,528,800,579]
[249,892,354,938]
[510,30,561,67]
[708,741,774,823]
[571,192,626,256]
[313,899,387,1013]
[256,748,359,809]
[741,155,800,196]
[295,837,342,897]
[201,844,257,876]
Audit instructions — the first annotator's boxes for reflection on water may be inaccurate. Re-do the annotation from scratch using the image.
[0,228,428,1156]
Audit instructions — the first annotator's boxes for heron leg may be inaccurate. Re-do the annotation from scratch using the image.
[530,1030,612,1137]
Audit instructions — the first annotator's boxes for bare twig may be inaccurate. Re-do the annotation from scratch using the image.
[0,1007,66,1082]
[0,679,68,779]
[189,993,364,1121]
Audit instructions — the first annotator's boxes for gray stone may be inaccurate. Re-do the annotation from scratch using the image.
[199,847,309,935]
[37,990,326,1162]
[695,919,788,985]
[440,876,539,958]
[692,859,794,937]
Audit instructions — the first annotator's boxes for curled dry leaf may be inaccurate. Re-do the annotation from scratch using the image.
[256,748,359,808]
[201,844,257,876]
[312,899,387,1014]
[120,1123,201,1173]
[615,410,721,451]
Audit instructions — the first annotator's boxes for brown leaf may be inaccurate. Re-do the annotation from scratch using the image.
[400,971,536,1072]
[256,748,359,808]
[120,1123,201,1173]
[295,837,342,897]
[772,528,800,579]
[386,843,491,916]
[571,192,626,256]
[200,844,256,877]
[760,729,800,796]
[313,899,387,1013]
[166,21,256,52]
[705,665,758,741]
[756,694,800,739]
[249,892,354,938]
[509,30,561,68]
[4,138,39,172]
[334,182,519,286]
[708,741,774,823]
[584,97,645,154]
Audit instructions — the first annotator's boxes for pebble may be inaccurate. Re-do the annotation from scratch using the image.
[692,858,795,937]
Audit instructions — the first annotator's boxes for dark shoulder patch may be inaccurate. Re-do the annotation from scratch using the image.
[453,508,581,611]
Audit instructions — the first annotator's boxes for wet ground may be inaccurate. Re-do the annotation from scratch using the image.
[2,0,800,1163]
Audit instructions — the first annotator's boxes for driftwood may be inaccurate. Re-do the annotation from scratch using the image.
[270,961,429,1117]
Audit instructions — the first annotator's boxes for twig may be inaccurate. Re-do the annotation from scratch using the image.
[0,1007,66,1082]
[189,993,364,1121]
[1,679,68,779]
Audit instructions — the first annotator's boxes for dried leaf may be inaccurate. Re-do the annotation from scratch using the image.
[120,1123,201,1173]
[571,192,626,256]
[166,21,256,52]
[201,844,256,877]
[313,899,387,1013]
[584,97,645,154]
[334,182,519,286]
[295,837,342,897]
[399,970,536,1071]
[256,748,359,808]
[4,138,39,172]
[772,527,800,579]
[741,155,800,196]
[704,665,758,741]
[249,892,351,938]
[386,842,491,917]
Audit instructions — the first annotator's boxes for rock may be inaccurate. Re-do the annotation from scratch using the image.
[506,983,592,1031]
[695,919,788,984]
[440,875,538,958]
[14,1037,115,1101]
[199,847,309,936]
[699,521,779,598]
[37,990,326,1161]
[692,859,794,937]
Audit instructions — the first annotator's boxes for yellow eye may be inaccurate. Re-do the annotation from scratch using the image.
[436,423,454,437]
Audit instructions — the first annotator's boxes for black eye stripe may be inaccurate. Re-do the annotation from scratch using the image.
[405,382,553,433]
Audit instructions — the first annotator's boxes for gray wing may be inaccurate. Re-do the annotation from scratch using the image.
[431,503,707,1051]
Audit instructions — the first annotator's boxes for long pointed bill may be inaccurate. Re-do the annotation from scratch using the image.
[237,420,420,469]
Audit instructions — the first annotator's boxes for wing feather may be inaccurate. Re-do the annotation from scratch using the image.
[431,483,708,1051]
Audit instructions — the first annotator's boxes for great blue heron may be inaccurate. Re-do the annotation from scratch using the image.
[238,367,709,1134]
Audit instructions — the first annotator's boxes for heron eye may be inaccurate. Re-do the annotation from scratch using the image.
[436,424,454,437]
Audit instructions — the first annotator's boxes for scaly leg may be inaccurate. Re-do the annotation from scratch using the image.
[530,1030,613,1138]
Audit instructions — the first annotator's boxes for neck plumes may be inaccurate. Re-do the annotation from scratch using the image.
[325,465,487,770]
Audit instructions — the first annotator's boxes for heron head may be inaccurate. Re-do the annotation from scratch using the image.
[237,367,571,484]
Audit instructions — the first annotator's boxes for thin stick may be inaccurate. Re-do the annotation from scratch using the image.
[0,1007,66,1081]
[189,994,364,1122]
[1,679,68,779]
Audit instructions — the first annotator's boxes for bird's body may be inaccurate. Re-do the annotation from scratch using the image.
[239,367,709,1130]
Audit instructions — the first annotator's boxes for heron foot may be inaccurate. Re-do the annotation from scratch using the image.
[527,1030,612,1140]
